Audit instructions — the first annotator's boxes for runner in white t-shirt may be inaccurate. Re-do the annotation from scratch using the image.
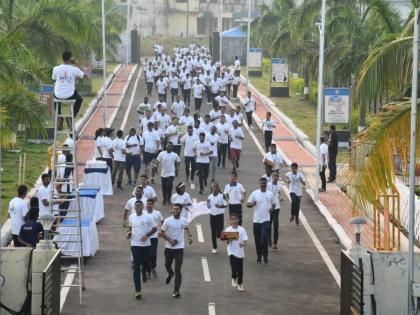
[193,132,213,194]
[319,136,329,192]
[285,162,306,225]
[156,142,181,204]
[112,130,127,190]
[207,183,226,253]
[229,120,245,170]
[180,126,199,182]
[193,79,205,111]
[145,199,163,279]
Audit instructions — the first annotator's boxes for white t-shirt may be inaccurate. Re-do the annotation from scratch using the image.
[225,225,248,258]
[94,136,103,159]
[156,80,168,94]
[216,123,230,144]
[286,171,306,196]
[157,151,180,177]
[206,133,219,157]
[125,197,148,215]
[182,77,192,89]
[101,136,113,159]
[161,216,188,249]
[247,189,274,223]
[171,101,186,118]
[201,122,213,134]
[229,127,244,150]
[263,152,283,170]
[141,116,155,133]
[8,197,28,235]
[52,64,84,99]
[207,193,225,216]
[171,193,193,220]
[112,138,126,162]
[210,80,219,93]
[143,130,161,154]
[142,185,157,200]
[146,210,163,238]
[223,183,246,205]
[129,213,156,247]
[64,137,75,148]
[234,59,241,71]
[156,114,171,131]
[233,113,243,125]
[169,76,180,89]
[320,143,329,164]
[194,141,212,163]
[193,83,205,98]
[180,115,194,127]
[165,125,180,145]
[267,182,282,209]
[262,119,276,132]
[244,97,255,112]
[125,135,143,155]
[38,184,51,215]
[181,134,199,157]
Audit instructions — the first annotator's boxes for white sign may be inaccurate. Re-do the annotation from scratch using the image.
[324,88,350,124]
[271,58,288,83]
[91,54,104,70]
[248,48,262,68]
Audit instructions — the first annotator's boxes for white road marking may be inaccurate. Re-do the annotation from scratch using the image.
[208,302,216,315]
[121,66,143,130]
[196,223,204,243]
[201,257,211,282]
[236,103,341,287]
[60,265,77,311]
[191,183,195,190]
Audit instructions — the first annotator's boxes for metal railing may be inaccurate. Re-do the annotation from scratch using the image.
[340,251,364,315]
[41,251,61,315]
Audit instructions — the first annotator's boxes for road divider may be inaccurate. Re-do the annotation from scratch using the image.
[201,257,211,282]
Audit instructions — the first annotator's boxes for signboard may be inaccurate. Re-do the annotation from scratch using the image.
[323,88,350,124]
[91,54,104,70]
[271,58,288,83]
[30,85,54,114]
[248,48,262,68]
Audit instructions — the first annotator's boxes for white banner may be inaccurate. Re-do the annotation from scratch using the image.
[271,58,288,83]
[248,48,262,68]
[323,88,350,124]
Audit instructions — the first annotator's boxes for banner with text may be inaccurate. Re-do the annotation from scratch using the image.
[323,88,350,124]
[271,58,288,83]
[248,48,262,68]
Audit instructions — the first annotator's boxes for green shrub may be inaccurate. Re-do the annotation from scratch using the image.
[309,80,318,104]
[290,77,304,94]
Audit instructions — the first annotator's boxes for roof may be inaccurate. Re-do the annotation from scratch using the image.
[221,27,246,38]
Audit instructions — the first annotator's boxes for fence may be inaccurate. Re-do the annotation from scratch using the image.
[340,251,364,315]
[41,251,61,315]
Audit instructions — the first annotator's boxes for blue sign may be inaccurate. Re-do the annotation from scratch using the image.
[271,58,286,64]
[29,85,54,94]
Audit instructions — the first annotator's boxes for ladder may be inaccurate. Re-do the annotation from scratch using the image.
[49,99,85,304]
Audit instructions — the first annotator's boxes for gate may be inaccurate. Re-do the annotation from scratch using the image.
[340,251,364,315]
[41,251,61,315]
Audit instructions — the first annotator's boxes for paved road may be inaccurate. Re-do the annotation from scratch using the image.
[61,69,342,315]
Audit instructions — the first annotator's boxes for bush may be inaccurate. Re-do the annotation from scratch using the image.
[309,80,318,104]
[290,77,304,95]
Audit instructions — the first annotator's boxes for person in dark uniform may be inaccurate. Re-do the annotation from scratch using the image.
[18,208,44,248]
[328,125,338,182]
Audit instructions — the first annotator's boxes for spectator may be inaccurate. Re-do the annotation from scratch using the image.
[18,208,44,248]
[8,185,29,247]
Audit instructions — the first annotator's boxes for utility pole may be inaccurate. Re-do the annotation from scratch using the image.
[246,0,251,92]
[315,0,327,202]
[219,0,223,64]
[101,0,107,126]
[126,0,130,64]
[186,0,189,40]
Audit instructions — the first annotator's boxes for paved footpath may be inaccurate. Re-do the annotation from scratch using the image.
[61,69,342,314]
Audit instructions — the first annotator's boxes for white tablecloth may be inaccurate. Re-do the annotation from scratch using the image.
[54,219,99,257]
[68,188,105,222]
[84,160,113,195]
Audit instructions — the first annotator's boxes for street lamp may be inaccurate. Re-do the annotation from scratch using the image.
[126,0,130,65]
[246,0,251,92]
[314,0,327,202]
[407,7,419,315]
[101,0,107,127]
[219,0,223,64]
[349,217,366,246]
[36,214,56,249]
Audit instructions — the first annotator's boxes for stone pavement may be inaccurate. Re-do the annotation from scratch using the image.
[61,66,342,315]
[237,84,376,250]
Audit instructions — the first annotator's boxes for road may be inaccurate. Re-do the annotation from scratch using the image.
[61,67,342,315]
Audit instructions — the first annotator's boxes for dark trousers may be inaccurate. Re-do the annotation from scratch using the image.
[164,248,184,293]
[210,214,224,249]
[232,84,239,98]
[161,176,175,203]
[269,209,280,245]
[320,165,327,190]
[217,143,228,167]
[147,82,153,95]
[184,156,196,180]
[12,234,22,247]
[212,93,219,107]
[103,157,113,174]
[253,221,270,259]
[147,238,158,273]
[290,192,301,221]
[229,255,243,285]
[54,91,83,118]
[125,155,141,184]
[234,70,240,77]
[112,160,125,188]
[196,162,209,191]
[228,204,242,226]
[194,97,203,111]
[246,111,253,126]
[131,246,150,292]
[183,89,191,106]
[328,153,337,181]
[227,83,232,98]
[158,93,166,102]
[264,131,273,152]
[171,88,178,103]
[206,86,211,102]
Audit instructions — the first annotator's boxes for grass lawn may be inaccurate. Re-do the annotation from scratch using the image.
[248,58,350,163]
[1,63,119,223]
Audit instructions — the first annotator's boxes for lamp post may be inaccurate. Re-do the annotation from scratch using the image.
[408,7,419,315]
[126,0,130,65]
[314,0,327,202]
[101,0,107,127]
[36,214,56,249]
[219,0,223,64]
[246,0,251,92]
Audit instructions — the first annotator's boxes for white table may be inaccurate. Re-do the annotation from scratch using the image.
[83,160,113,195]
